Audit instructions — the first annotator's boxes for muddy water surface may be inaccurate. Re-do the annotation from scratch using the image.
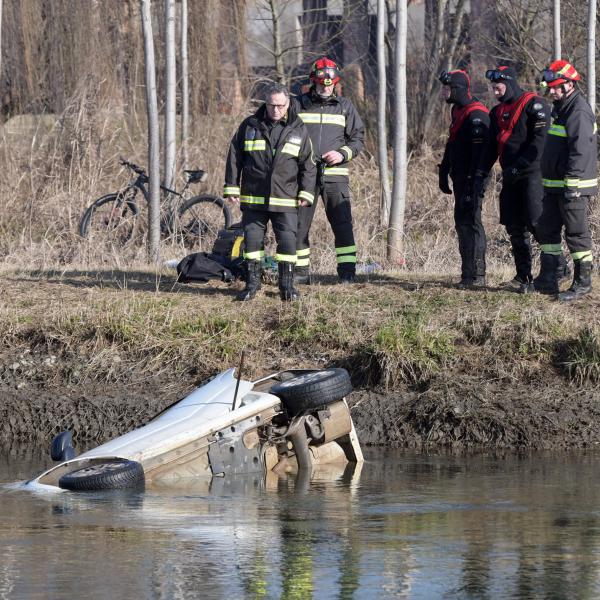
[2,448,600,599]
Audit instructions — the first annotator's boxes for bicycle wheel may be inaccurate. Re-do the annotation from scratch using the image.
[175,194,232,252]
[79,192,139,245]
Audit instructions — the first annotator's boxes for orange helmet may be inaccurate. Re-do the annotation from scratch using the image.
[310,57,341,86]
[541,60,581,88]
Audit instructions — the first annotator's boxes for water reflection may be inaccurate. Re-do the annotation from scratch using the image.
[3,449,600,598]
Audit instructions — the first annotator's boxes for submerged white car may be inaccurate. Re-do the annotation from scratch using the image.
[27,368,363,492]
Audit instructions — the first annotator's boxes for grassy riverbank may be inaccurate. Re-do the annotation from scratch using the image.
[2,268,600,449]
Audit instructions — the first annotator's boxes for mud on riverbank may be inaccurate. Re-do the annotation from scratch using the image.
[2,271,600,450]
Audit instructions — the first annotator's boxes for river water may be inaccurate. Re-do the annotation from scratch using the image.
[2,447,600,599]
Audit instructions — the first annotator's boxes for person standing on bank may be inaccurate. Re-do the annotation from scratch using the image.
[223,83,316,301]
[534,61,597,301]
[292,57,365,284]
[438,69,490,288]
[474,66,550,293]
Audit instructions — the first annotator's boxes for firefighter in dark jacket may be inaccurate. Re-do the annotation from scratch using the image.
[474,66,550,293]
[535,61,597,301]
[292,57,365,284]
[438,69,490,288]
[223,83,316,301]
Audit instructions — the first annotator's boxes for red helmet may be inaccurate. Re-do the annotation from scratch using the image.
[310,57,341,86]
[541,60,581,88]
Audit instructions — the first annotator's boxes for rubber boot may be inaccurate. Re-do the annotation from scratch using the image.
[236,260,262,301]
[556,253,571,283]
[279,262,300,301]
[533,253,559,295]
[338,264,356,284]
[295,265,311,285]
[558,260,592,302]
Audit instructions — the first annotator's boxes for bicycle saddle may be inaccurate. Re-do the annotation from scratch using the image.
[185,170,208,184]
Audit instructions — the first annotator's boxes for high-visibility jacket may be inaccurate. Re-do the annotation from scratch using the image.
[440,99,490,181]
[541,90,598,196]
[480,91,549,174]
[292,89,364,181]
[223,103,317,213]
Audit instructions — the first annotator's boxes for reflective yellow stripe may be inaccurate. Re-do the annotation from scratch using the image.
[297,248,310,257]
[340,146,353,160]
[337,255,357,264]
[281,142,300,157]
[548,124,567,137]
[298,190,314,203]
[578,178,598,188]
[565,178,580,186]
[269,197,297,208]
[321,114,346,126]
[572,250,593,261]
[298,113,321,124]
[241,195,265,205]
[223,185,240,195]
[542,179,564,188]
[543,178,597,189]
[243,140,266,151]
[540,244,563,255]
[296,257,310,267]
[244,250,263,260]
[275,253,297,263]
[336,245,357,255]
[231,236,244,258]
[324,166,349,176]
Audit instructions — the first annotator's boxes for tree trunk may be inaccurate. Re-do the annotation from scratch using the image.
[588,0,596,113]
[387,0,407,265]
[377,0,390,226]
[441,0,467,73]
[140,0,161,263]
[181,0,189,169]
[553,0,561,60]
[164,0,176,189]
[268,0,285,84]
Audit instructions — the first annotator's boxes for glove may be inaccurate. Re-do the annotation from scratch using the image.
[564,187,581,200]
[438,164,452,194]
[502,166,520,185]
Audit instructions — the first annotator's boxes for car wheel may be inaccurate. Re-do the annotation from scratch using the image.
[271,368,353,416]
[58,459,145,491]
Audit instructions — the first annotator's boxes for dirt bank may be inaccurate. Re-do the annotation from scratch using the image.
[2,270,600,450]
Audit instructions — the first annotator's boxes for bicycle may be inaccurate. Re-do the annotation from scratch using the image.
[79,158,232,252]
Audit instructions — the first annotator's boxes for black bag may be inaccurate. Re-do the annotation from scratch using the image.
[176,225,245,284]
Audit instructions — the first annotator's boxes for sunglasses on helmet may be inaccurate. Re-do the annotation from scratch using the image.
[540,68,565,85]
[438,71,452,85]
[485,69,513,83]
[316,68,337,79]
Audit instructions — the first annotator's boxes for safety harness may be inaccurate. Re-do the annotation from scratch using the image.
[494,91,537,159]
[448,101,489,142]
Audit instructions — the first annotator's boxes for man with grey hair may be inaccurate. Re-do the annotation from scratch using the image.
[223,82,316,301]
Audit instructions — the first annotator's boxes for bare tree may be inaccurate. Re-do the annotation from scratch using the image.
[164,0,176,189]
[553,0,561,59]
[140,0,161,263]
[588,0,596,112]
[181,0,189,169]
[377,0,390,225]
[387,0,407,265]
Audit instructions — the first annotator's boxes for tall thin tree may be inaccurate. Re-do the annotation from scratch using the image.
[377,0,390,225]
[588,0,596,113]
[181,0,189,169]
[387,0,407,265]
[553,0,561,60]
[164,0,177,189]
[140,0,161,262]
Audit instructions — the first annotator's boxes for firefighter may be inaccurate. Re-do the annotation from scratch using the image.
[535,61,597,301]
[223,83,316,301]
[474,66,550,293]
[292,57,365,284]
[438,69,490,288]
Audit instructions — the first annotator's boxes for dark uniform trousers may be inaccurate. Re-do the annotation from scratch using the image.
[242,208,298,259]
[452,177,486,279]
[537,194,592,254]
[499,174,544,280]
[297,179,355,275]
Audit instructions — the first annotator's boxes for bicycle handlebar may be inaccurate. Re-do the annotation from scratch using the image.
[119,157,147,177]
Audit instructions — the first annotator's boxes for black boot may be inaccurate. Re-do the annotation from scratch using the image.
[558,260,592,302]
[556,253,571,283]
[533,253,559,295]
[236,260,262,301]
[338,264,356,284]
[295,265,311,285]
[279,262,300,301]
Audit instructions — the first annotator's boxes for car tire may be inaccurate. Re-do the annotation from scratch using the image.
[58,459,145,491]
[271,368,353,415]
